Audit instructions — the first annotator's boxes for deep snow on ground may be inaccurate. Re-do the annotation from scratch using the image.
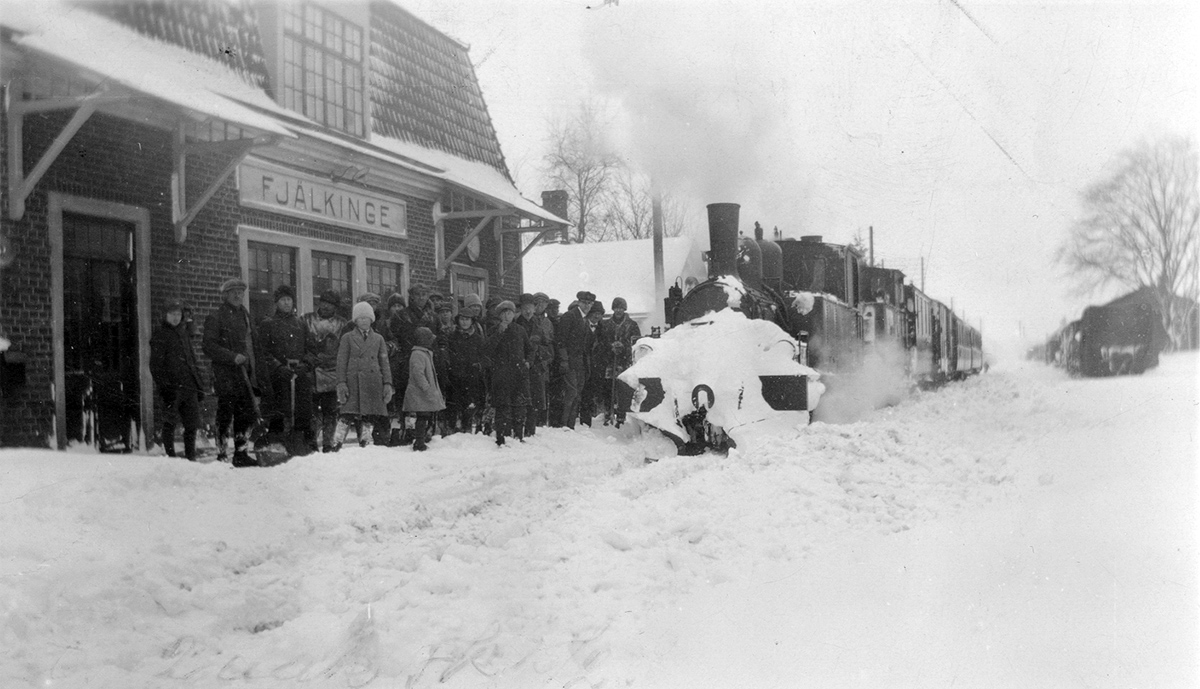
[2,354,1197,688]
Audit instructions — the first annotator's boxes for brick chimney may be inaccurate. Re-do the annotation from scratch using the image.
[541,190,570,243]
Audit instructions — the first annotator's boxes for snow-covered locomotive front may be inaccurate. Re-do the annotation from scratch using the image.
[617,203,824,453]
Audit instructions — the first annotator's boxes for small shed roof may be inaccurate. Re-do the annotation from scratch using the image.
[523,236,707,316]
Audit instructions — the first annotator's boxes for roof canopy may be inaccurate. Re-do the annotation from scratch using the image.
[2,3,296,138]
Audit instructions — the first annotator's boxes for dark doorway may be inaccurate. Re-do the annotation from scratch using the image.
[63,212,138,451]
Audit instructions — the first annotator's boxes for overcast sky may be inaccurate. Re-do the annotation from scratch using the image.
[403,0,1199,358]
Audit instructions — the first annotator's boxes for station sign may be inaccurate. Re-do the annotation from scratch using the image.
[238,158,406,237]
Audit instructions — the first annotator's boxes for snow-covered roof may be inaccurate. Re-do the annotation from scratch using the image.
[523,236,708,315]
[371,135,569,225]
[2,1,563,226]
[1,2,296,138]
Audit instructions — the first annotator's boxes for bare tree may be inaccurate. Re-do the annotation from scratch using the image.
[542,101,621,243]
[1057,134,1200,349]
[595,169,691,242]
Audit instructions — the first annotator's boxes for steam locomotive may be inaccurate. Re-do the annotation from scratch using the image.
[619,202,984,453]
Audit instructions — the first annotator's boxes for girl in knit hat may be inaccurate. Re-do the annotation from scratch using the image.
[333,301,393,449]
[402,326,445,451]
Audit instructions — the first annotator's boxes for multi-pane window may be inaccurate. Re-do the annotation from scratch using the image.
[452,271,485,310]
[282,3,365,137]
[247,241,296,325]
[312,251,353,311]
[366,259,403,303]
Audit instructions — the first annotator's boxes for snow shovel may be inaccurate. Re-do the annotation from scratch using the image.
[281,365,310,457]
[239,365,290,467]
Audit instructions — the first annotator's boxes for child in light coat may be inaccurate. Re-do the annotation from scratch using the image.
[403,327,445,451]
[334,301,393,449]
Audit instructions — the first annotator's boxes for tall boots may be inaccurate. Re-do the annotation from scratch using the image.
[182,429,197,461]
[412,413,429,452]
[162,424,197,461]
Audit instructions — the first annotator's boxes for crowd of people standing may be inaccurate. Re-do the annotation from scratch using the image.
[150,280,642,466]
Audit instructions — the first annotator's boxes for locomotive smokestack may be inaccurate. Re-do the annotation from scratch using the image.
[706,203,740,278]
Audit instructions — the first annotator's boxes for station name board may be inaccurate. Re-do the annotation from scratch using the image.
[238,159,406,237]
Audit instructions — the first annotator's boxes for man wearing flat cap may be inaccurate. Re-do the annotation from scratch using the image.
[202,277,261,465]
[303,290,348,452]
[258,284,317,453]
[555,290,596,428]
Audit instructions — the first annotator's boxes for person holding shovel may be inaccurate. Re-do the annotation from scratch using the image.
[202,278,261,466]
[258,284,317,455]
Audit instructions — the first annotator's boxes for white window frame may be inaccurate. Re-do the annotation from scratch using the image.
[237,225,407,310]
[448,262,488,305]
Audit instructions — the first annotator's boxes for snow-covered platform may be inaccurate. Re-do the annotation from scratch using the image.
[2,354,1195,687]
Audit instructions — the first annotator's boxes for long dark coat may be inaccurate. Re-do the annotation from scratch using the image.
[486,322,531,407]
[150,318,204,396]
[336,327,392,416]
[446,326,486,408]
[202,301,261,397]
[556,306,593,375]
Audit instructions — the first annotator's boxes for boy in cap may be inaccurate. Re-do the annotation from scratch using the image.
[150,300,204,460]
[445,307,487,433]
[202,277,260,466]
[303,290,348,452]
[258,284,317,454]
[484,300,532,446]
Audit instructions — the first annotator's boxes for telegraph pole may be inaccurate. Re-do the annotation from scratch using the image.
[651,185,665,327]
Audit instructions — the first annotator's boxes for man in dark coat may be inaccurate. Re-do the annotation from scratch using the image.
[555,290,596,429]
[150,300,204,460]
[259,284,316,453]
[303,290,347,452]
[514,293,552,437]
[579,301,606,426]
[595,296,642,426]
[202,278,261,466]
[485,300,532,446]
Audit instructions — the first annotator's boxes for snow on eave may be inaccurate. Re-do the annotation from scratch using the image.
[5,2,295,138]
[371,134,571,227]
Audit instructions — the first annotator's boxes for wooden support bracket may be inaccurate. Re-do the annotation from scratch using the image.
[6,90,108,221]
[172,134,278,243]
[433,200,508,280]
[501,226,565,278]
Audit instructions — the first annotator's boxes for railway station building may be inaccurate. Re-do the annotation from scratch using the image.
[0,1,568,449]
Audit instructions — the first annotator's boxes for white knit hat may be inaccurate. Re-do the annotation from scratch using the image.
[351,301,375,323]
